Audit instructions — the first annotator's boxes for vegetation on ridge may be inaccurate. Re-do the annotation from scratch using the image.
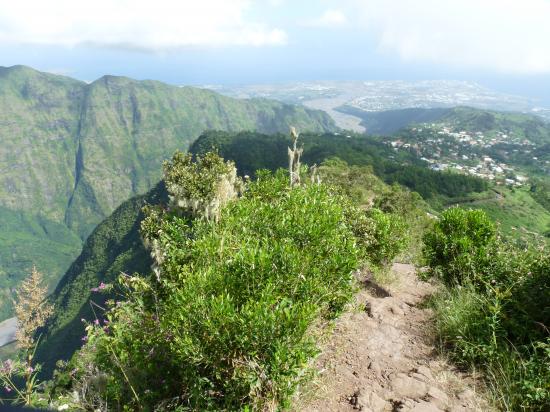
[190,130,488,201]
[423,208,550,411]
[28,129,476,378]
[2,126,547,410]
[35,142,409,410]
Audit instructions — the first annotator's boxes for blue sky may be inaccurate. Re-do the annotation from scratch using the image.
[1,0,550,104]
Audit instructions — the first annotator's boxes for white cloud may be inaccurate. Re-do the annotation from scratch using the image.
[0,0,287,50]
[267,0,286,6]
[302,9,348,28]
[351,0,550,74]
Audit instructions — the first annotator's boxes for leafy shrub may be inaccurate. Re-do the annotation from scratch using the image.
[162,150,242,221]
[362,208,408,268]
[316,160,413,267]
[317,157,384,206]
[374,183,424,216]
[431,285,550,411]
[509,251,550,343]
[422,207,496,286]
[424,207,550,411]
[61,158,378,411]
[519,341,550,410]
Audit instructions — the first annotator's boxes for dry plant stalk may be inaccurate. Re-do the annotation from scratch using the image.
[288,127,303,187]
[14,266,53,350]
[310,164,321,184]
[0,266,55,405]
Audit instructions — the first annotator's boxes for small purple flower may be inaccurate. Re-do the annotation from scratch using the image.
[94,319,100,326]
[91,282,108,292]
[1,359,13,374]
[4,385,12,392]
[103,319,109,324]
[81,336,88,342]
[26,366,34,374]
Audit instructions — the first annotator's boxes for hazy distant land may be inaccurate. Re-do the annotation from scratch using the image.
[206,80,550,130]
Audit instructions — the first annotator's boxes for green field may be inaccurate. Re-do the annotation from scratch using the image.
[457,187,550,239]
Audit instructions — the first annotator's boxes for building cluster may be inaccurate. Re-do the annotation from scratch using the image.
[387,124,540,186]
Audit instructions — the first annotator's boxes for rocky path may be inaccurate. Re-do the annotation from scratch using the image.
[297,263,491,412]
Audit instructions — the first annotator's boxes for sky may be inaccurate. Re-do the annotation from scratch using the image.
[1,0,550,104]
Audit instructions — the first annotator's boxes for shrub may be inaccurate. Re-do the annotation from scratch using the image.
[363,208,408,268]
[424,207,550,411]
[422,207,496,286]
[64,163,369,411]
[431,285,550,411]
[374,182,423,216]
[162,150,242,221]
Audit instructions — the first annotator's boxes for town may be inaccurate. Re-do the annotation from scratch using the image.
[386,123,550,186]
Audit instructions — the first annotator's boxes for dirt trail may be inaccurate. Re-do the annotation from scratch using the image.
[297,263,491,412]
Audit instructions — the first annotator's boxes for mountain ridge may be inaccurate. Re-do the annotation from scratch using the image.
[0,65,337,321]
[0,64,337,234]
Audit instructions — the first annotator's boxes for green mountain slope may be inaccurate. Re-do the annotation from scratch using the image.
[0,65,85,222]
[0,206,82,320]
[0,65,336,321]
[64,76,336,237]
[439,107,550,144]
[36,183,167,373]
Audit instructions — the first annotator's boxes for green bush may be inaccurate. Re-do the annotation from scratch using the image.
[431,285,550,411]
[422,207,496,286]
[424,207,550,411]
[374,183,424,216]
[61,159,379,411]
[363,208,408,268]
